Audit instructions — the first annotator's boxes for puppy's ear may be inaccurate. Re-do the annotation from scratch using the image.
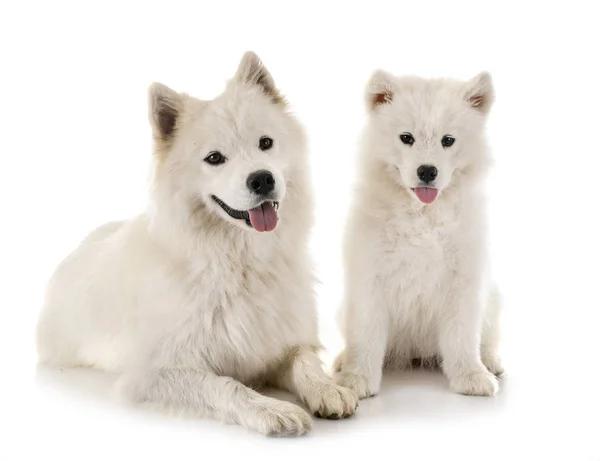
[148,82,183,144]
[366,70,396,111]
[234,51,284,104]
[463,72,494,114]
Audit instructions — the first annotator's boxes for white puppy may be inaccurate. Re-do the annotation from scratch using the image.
[37,52,357,436]
[334,71,504,398]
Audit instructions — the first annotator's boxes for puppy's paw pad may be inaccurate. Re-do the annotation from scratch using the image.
[450,371,499,396]
[482,355,505,377]
[335,372,379,400]
[257,402,312,437]
[309,383,359,419]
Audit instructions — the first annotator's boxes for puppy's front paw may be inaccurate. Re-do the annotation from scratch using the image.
[335,371,380,399]
[482,355,505,377]
[255,401,312,437]
[449,371,499,396]
[306,383,358,420]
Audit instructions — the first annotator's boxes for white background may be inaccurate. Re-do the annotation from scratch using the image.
[1,1,599,460]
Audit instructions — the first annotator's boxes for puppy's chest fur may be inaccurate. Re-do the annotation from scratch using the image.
[164,249,315,382]
[379,204,464,317]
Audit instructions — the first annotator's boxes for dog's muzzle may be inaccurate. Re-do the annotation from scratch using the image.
[211,195,280,232]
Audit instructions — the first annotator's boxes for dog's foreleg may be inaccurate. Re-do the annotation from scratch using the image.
[439,285,499,396]
[334,288,388,399]
[118,368,312,436]
[272,345,358,419]
[480,286,504,376]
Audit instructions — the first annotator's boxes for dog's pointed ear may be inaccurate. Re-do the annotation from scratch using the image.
[148,82,183,143]
[366,70,396,111]
[463,72,494,114]
[234,51,284,104]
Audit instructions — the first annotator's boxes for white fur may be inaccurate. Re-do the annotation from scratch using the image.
[36,52,357,436]
[334,71,504,398]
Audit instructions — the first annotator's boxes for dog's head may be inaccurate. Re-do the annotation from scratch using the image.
[148,52,305,233]
[363,71,494,204]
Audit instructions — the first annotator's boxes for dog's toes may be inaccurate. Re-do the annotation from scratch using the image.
[256,401,312,437]
[449,371,499,396]
[307,383,359,420]
[482,355,505,377]
[335,371,379,400]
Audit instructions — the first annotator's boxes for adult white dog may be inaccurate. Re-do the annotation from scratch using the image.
[37,52,357,436]
[335,71,504,398]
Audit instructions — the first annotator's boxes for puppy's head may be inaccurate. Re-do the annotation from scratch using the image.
[149,52,305,233]
[364,71,494,204]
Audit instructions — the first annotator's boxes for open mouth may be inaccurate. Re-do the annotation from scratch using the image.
[211,195,280,232]
[411,187,438,204]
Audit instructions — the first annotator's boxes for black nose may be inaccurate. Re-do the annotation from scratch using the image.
[247,170,275,195]
[417,165,438,183]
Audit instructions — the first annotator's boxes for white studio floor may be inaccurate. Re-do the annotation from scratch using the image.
[9,333,596,461]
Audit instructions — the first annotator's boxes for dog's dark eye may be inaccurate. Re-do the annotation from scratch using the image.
[259,136,274,151]
[204,151,226,165]
[400,133,414,145]
[441,135,455,147]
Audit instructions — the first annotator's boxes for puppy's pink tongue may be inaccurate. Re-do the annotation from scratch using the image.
[414,187,438,204]
[248,202,278,232]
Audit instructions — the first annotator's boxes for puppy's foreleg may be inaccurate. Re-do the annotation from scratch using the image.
[480,287,504,376]
[118,368,312,436]
[439,285,499,396]
[334,288,388,399]
[272,346,358,419]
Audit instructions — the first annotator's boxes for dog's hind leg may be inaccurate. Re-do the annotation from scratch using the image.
[271,346,358,420]
[117,368,312,436]
[481,286,505,376]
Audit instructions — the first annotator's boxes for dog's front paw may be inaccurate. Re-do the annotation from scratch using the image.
[482,355,505,377]
[255,401,312,437]
[335,371,380,399]
[449,371,499,396]
[305,383,358,420]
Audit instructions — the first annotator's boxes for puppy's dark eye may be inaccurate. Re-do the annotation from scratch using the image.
[259,136,273,151]
[204,151,226,165]
[441,135,455,147]
[400,133,414,145]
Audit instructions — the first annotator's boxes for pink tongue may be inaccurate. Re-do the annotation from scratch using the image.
[248,202,278,232]
[414,187,438,204]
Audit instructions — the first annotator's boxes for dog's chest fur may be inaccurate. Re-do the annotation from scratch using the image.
[358,188,487,361]
[377,197,470,334]
[385,204,456,281]
[156,241,317,384]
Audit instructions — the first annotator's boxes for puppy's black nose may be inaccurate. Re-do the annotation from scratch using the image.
[417,165,438,183]
[247,170,275,195]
